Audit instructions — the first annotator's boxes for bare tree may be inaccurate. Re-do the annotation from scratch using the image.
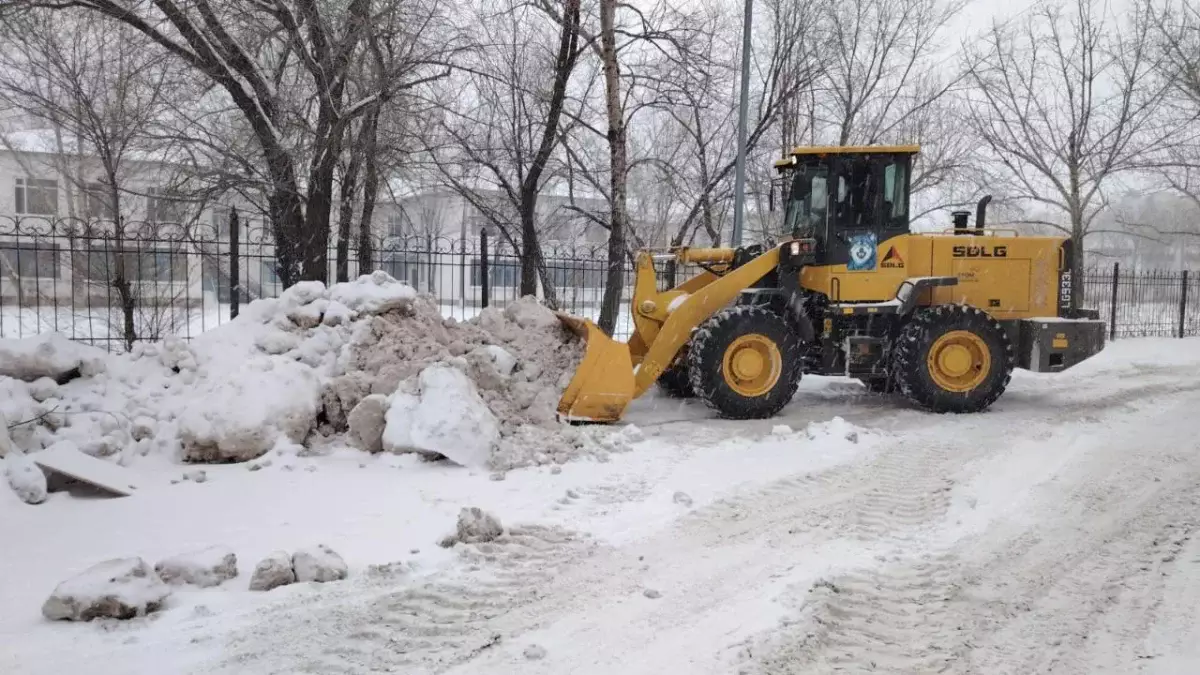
[425,0,584,307]
[0,8,185,349]
[963,0,1173,307]
[18,0,452,288]
[817,0,967,146]
[553,0,824,329]
[1140,0,1200,226]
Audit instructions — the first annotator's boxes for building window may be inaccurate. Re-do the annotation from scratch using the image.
[210,206,233,237]
[260,259,280,285]
[83,182,115,220]
[147,188,189,224]
[381,251,427,288]
[547,265,604,289]
[387,211,406,237]
[15,178,58,216]
[74,247,188,282]
[0,242,60,278]
[470,258,520,288]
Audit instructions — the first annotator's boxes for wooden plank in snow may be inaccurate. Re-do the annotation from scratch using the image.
[32,445,141,497]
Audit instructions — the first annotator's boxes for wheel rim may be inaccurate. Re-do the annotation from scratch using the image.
[721,333,783,397]
[926,330,991,393]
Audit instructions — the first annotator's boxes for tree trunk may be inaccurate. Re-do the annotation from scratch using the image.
[302,113,346,285]
[358,109,381,275]
[335,123,364,283]
[515,0,581,307]
[598,0,628,336]
[265,166,306,289]
[1072,220,1085,311]
[519,207,539,297]
[108,182,136,350]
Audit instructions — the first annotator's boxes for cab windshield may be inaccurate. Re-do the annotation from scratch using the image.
[783,163,829,238]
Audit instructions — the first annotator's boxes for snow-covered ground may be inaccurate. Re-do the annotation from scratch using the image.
[3,312,1200,673]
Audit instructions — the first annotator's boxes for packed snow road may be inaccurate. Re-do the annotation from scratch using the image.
[4,338,1200,674]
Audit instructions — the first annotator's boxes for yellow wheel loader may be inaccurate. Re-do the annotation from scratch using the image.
[555,144,1106,422]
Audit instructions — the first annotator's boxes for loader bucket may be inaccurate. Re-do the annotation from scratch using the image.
[555,312,635,422]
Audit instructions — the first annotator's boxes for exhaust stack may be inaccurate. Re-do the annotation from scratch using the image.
[975,194,993,232]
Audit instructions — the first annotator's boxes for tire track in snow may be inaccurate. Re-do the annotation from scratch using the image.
[739,384,1200,675]
[213,524,592,674]
[748,555,965,674]
[961,485,1200,674]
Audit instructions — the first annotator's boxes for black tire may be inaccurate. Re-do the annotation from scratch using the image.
[892,304,1014,413]
[657,359,696,398]
[688,306,803,419]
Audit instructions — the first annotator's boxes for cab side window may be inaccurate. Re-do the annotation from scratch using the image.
[883,160,908,227]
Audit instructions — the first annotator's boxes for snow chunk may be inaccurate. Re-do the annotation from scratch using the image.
[667,293,690,313]
[155,546,238,588]
[347,394,388,453]
[279,280,327,308]
[0,333,105,383]
[6,453,47,504]
[381,392,420,455]
[249,551,296,592]
[322,300,353,327]
[771,424,794,436]
[805,416,861,442]
[27,377,58,402]
[618,424,644,443]
[329,270,416,314]
[292,545,348,583]
[524,644,548,660]
[0,415,14,459]
[178,361,321,463]
[502,296,560,330]
[42,557,171,621]
[441,507,504,547]
[467,345,517,388]
[383,364,500,468]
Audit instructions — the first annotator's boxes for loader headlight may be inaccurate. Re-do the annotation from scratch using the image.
[789,240,814,255]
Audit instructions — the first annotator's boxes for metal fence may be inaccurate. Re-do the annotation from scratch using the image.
[1,216,1197,352]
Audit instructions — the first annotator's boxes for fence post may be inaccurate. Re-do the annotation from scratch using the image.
[1180,270,1189,339]
[1109,262,1119,341]
[229,207,240,320]
[479,227,490,309]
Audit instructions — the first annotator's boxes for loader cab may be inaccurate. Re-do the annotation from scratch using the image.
[773,145,917,267]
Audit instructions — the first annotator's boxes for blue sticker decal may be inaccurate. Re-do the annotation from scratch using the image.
[847,232,878,271]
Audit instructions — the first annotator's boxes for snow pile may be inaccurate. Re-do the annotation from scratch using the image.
[0,271,635,478]
[155,546,238,588]
[0,333,105,383]
[0,273,412,469]
[42,557,171,621]
[329,293,620,471]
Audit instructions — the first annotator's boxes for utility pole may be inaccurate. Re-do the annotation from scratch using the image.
[730,0,753,247]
